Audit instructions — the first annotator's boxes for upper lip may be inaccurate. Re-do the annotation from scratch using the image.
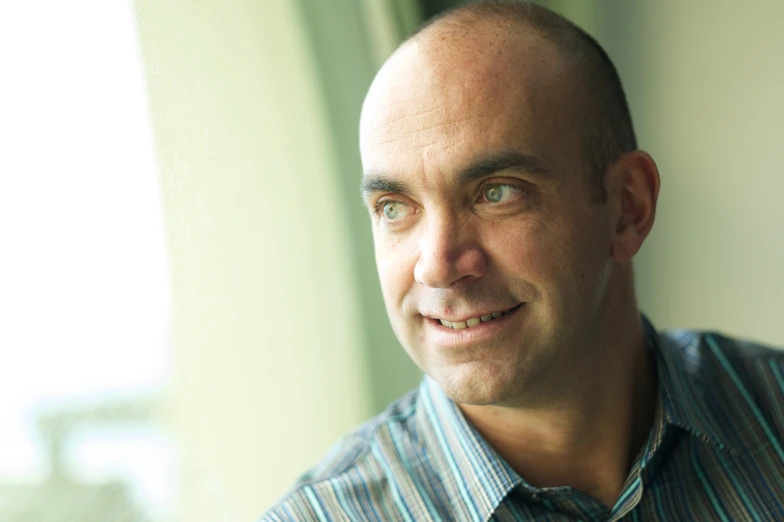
[422,304,521,322]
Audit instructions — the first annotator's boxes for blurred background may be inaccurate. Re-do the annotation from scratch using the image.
[0,0,781,520]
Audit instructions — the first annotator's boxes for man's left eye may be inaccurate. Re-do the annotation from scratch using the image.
[482,183,523,204]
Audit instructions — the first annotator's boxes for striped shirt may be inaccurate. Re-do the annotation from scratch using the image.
[262,317,784,521]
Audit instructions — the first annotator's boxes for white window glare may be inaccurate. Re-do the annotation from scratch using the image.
[0,1,173,520]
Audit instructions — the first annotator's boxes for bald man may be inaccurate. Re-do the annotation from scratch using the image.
[262,2,784,521]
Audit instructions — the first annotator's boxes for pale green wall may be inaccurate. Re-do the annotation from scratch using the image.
[134,1,374,517]
[598,0,784,346]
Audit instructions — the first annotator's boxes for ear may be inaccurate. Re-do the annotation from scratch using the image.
[606,151,660,263]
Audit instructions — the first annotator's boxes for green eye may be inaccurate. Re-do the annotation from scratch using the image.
[378,200,415,222]
[482,183,522,204]
[383,202,399,220]
[484,185,503,203]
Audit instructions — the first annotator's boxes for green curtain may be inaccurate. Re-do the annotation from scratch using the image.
[294,0,424,414]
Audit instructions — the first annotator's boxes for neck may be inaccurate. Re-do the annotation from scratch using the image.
[458,287,657,508]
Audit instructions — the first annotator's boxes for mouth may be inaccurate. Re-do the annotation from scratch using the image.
[431,303,523,329]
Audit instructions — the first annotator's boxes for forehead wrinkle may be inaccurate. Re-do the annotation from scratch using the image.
[370,114,486,150]
[365,103,442,141]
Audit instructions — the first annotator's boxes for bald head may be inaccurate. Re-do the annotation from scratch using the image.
[364,1,636,202]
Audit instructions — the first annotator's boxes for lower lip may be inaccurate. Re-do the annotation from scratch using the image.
[426,304,525,347]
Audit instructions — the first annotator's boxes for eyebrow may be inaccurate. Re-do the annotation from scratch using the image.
[359,174,413,198]
[458,150,550,184]
[360,150,550,199]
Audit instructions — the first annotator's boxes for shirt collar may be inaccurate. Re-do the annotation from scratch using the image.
[416,376,521,522]
[642,314,741,455]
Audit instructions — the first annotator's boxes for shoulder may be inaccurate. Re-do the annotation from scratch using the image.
[260,388,422,522]
[660,328,784,443]
[661,328,784,387]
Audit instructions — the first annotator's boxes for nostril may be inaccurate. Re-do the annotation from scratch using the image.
[453,274,475,285]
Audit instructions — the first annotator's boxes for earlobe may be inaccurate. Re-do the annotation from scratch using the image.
[609,151,660,263]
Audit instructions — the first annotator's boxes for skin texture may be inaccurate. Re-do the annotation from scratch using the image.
[360,19,660,507]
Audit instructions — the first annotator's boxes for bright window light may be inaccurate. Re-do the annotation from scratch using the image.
[0,0,173,519]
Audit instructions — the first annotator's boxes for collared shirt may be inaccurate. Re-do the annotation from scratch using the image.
[262,317,784,521]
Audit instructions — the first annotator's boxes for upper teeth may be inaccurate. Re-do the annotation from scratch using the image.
[439,308,513,329]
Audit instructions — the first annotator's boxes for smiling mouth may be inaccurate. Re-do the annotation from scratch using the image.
[435,303,523,329]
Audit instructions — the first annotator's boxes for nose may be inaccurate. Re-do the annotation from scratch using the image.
[414,215,486,288]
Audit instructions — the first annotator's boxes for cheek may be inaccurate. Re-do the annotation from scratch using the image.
[374,231,424,350]
[483,213,605,313]
[374,231,418,307]
[484,218,572,284]
[502,211,611,303]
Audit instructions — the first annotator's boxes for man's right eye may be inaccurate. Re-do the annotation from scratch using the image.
[376,200,414,222]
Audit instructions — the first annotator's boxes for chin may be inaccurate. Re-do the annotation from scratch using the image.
[432,362,521,406]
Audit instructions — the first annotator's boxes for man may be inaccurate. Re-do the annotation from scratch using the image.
[263,2,784,520]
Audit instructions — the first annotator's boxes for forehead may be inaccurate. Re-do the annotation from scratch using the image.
[359,28,578,186]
